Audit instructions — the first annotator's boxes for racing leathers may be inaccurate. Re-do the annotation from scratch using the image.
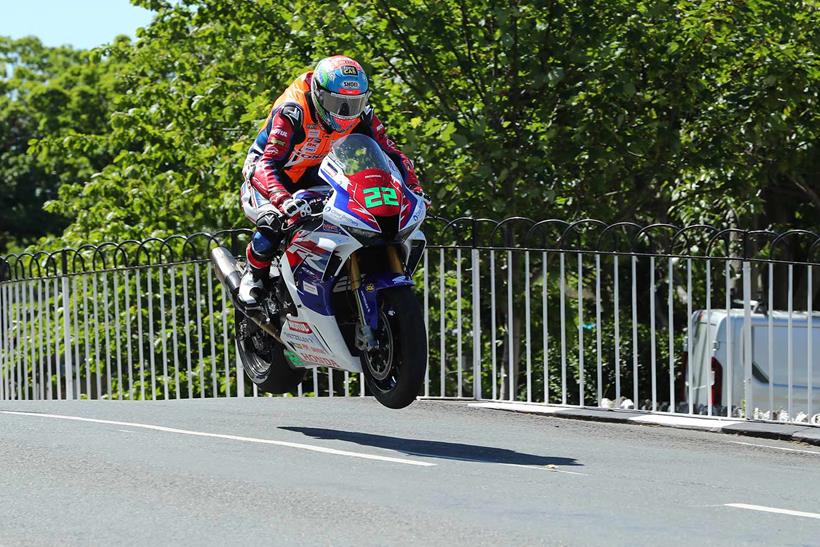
[238,72,421,306]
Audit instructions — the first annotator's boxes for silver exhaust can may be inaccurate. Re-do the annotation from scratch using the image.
[210,246,242,294]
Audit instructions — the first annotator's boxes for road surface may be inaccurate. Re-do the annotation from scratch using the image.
[1,398,818,545]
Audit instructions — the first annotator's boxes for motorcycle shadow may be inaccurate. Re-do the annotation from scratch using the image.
[279,426,581,467]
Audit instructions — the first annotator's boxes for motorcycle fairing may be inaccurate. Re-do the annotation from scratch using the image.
[278,226,364,372]
[275,135,425,373]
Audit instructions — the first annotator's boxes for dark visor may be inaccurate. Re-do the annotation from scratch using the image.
[316,89,371,119]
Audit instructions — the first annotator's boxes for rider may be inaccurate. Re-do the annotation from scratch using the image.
[238,55,427,308]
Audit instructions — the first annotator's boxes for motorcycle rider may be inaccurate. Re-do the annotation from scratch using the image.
[238,55,428,308]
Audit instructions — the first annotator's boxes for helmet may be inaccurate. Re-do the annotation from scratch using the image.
[310,56,371,132]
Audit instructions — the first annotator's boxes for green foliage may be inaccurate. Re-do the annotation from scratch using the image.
[1,0,817,252]
[0,37,104,251]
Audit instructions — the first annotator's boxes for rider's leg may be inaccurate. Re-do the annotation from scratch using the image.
[238,180,282,308]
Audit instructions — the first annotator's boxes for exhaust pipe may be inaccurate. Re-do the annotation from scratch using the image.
[210,246,285,344]
[210,246,242,294]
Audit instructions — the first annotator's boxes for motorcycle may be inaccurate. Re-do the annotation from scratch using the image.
[210,134,428,409]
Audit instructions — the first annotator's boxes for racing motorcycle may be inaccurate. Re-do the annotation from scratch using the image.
[210,134,428,409]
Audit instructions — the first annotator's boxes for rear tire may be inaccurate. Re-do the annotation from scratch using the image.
[361,286,427,409]
[235,313,305,394]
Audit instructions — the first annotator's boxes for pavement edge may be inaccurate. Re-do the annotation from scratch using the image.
[467,402,820,447]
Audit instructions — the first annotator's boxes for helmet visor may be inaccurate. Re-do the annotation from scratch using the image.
[316,89,371,119]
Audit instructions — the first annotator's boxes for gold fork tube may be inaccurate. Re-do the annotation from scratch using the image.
[348,252,362,290]
[386,245,404,274]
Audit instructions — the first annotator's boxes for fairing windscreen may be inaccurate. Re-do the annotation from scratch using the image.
[328,134,394,176]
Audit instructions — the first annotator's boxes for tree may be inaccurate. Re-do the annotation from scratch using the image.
[3,0,816,253]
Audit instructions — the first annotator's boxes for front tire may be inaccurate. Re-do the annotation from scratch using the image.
[235,313,305,394]
[361,286,427,409]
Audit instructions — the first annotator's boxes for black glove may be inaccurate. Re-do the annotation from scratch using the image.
[411,186,431,207]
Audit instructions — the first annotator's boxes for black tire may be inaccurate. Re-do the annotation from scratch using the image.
[235,313,305,394]
[361,286,427,409]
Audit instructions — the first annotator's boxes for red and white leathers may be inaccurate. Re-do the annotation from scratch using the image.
[241,72,420,229]
[237,71,422,308]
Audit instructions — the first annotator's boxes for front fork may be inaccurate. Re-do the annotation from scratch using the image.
[348,246,405,351]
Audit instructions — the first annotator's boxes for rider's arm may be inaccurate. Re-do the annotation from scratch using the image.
[355,106,420,190]
[250,103,305,210]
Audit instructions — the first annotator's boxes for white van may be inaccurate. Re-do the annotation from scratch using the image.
[687,309,820,419]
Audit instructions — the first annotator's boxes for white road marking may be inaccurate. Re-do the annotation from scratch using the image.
[0,410,435,467]
[117,429,135,434]
[727,440,820,456]
[725,503,820,520]
[503,463,588,476]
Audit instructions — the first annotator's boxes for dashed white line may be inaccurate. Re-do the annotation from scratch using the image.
[727,440,820,456]
[0,410,435,467]
[725,503,820,520]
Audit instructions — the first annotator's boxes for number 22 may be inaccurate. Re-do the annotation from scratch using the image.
[363,187,399,208]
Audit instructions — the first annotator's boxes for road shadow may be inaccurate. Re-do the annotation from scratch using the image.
[279,426,581,467]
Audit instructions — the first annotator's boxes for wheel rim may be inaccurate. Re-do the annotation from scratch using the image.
[238,318,275,379]
[363,309,398,389]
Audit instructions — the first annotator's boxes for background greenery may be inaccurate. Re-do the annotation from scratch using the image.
[1,1,817,408]
[1,0,817,254]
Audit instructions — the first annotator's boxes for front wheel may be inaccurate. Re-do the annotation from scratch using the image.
[361,286,427,409]
[235,313,305,394]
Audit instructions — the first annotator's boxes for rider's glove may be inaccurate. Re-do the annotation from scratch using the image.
[281,197,311,219]
[411,186,431,207]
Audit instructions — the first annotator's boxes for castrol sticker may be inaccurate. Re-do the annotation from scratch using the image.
[287,320,313,334]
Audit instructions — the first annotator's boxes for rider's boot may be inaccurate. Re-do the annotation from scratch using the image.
[238,243,270,309]
[237,265,267,309]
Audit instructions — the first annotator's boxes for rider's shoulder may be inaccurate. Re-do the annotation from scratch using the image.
[275,102,305,128]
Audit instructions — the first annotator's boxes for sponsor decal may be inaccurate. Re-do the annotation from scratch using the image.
[291,342,328,355]
[302,354,341,368]
[292,149,324,161]
[287,320,313,334]
[319,222,341,234]
[272,127,289,137]
[366,282,375,292]
[271,138,287,146]
[342,80,360,89]
[341,65,358,76]
[303,137,322,153]
[284,350,304,367]
[303,282,318,295]
[284,332,319,345]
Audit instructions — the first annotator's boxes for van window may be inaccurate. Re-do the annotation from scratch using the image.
[752,324,820,389]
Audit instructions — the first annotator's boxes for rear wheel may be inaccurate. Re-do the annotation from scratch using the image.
[361,286,427,409]
[235,313,305,394]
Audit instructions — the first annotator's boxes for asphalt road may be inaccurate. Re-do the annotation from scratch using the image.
[1,398,818,546]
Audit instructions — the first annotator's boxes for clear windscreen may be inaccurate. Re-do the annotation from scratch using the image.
[328,134,394,176]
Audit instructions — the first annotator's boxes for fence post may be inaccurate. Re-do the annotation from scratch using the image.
[742,260,753,419]
[471,220,481,400]
[61,252,75,400]
[0,283,6,401]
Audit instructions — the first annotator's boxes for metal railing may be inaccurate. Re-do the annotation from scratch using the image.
[1,218,818,425]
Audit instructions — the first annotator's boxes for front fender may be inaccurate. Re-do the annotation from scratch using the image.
[363,272,414,291]
[358,272,414,330]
